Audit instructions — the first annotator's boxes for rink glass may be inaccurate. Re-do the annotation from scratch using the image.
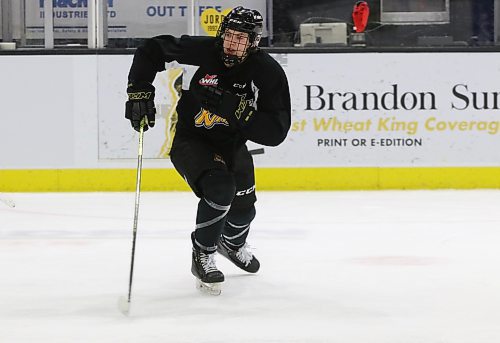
[0,0,497,50]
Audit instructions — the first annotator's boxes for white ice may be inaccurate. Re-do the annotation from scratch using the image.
[1,190,500,343]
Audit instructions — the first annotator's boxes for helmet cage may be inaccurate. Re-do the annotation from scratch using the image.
[217,7,263,65]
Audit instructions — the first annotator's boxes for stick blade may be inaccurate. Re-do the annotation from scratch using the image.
[1,198,15,208]
[118,296,131,316]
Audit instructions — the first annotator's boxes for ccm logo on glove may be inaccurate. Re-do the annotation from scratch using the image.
[125,81,156,132]
[128,91,153,100]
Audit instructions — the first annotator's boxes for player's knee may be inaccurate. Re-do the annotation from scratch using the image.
[227,205,256,225]
[198,169,236,206]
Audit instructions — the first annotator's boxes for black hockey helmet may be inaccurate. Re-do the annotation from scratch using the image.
[216,6,263,66]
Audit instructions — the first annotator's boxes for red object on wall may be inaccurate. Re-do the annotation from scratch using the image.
[352,1,370,33]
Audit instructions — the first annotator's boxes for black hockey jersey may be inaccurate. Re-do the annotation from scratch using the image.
[128,35,291,150]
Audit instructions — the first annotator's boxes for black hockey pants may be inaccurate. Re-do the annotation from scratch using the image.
[170,132,257,253]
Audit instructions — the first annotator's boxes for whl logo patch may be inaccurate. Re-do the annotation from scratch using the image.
[199,74,219,86]
[194,109,228,129]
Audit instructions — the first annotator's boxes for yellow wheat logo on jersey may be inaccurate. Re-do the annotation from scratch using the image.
[194,109,229,129]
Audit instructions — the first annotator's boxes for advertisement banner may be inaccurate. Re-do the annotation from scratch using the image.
[20,0,267,39]
[282,53,500,167]
[97,53,500,167]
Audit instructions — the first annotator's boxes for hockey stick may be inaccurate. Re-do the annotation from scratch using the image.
[0,195,15,208]
[249,148,265,155]
[118,120,145,316]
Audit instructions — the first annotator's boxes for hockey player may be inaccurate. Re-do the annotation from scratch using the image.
[125,6,291,294]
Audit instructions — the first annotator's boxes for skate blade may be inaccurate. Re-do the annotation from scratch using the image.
[196,279,222,296]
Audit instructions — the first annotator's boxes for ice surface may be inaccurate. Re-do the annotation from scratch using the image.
[1,191,500,343]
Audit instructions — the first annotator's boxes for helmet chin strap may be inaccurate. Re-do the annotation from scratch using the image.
[222,54,239,67]
[222,51,248,67]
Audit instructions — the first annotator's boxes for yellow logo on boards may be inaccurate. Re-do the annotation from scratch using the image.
[194,109,229,129]
[158,68,183,158]
[200,8,232,36]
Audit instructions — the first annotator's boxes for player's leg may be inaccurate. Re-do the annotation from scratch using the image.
[194,168,236,255]
[170,134,234,289]
[218,145,260,273]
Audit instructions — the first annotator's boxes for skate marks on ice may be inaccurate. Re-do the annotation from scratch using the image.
[117,269,224,317]
[2,191,500,342]
[345,255,448,266]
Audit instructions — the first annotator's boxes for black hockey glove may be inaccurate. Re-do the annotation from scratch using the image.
[125,81,156,132]
[200,86,256,126]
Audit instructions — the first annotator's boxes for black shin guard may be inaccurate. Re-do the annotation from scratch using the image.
[193,169,236,252]
[222,205,256,248]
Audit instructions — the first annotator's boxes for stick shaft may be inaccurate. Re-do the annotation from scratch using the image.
[126,124,145,305]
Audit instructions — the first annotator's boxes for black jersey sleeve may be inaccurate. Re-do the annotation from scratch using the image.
[128,35,214,83]
[239,57,291,147]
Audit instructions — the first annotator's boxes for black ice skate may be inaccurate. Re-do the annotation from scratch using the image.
[192,247,224,295]
[217,238,260,273]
